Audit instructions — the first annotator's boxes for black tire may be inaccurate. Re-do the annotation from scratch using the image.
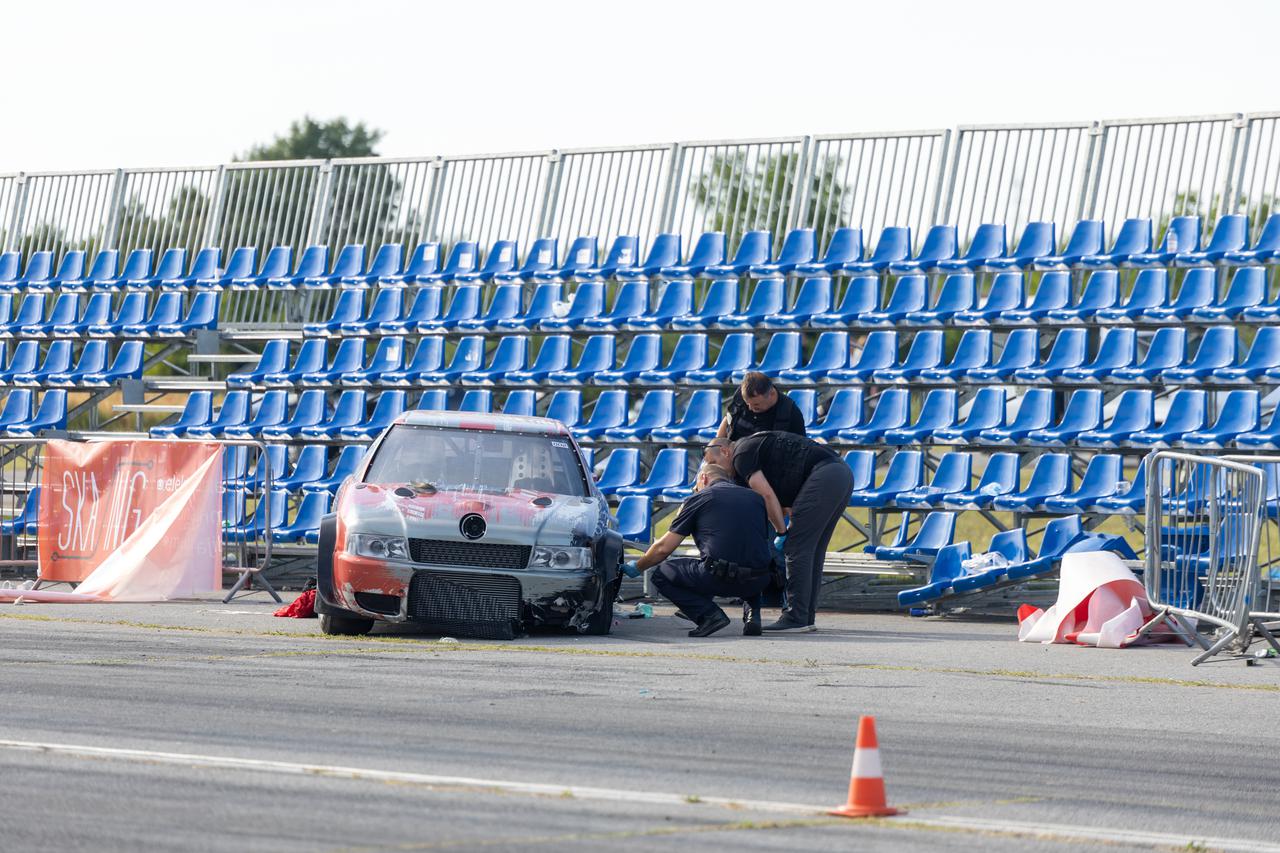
[580,576,621,636]
[319,611,375,636]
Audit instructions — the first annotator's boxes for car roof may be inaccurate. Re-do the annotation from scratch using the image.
[393,410,572,437]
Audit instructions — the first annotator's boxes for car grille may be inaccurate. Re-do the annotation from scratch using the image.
[408,538,531,570]
[407,570,523,640]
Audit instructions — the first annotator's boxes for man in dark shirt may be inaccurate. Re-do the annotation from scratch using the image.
[706,430,853,633]
[717,372,807,441]
[622,462,775,637]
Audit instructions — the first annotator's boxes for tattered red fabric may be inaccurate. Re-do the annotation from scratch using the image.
[274,589,317,618]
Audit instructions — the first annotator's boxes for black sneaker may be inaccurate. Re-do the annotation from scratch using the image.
[742,601,762,636]
[762,616,816,633]
[688,610,731,637]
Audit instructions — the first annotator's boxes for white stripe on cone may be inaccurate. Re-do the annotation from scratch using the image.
[851,746,882,779]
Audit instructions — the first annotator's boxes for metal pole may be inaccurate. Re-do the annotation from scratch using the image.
[1222,113,1247,217]
[930,129,953,225]
[1080,121,1105,221]
[537,150,564,238]
[424,157,447,243]
[307,160,334,248]
[658,144,686,233]
[102,168,129,251]
[786,135,813,231]
[3,174,27,254]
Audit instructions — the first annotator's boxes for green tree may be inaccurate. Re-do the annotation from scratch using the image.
[238,116,384,162]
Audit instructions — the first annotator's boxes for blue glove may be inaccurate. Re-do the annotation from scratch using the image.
[621,559,641,578]
[773,534,787,554]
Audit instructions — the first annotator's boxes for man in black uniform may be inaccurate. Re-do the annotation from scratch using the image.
[718,371,807,441]
[622,462,775,637]
[706,430,853,632]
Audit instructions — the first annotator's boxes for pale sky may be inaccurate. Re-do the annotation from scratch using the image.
[6,0,1278,173]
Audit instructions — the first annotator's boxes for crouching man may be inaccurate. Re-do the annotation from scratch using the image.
[622,461,776,638]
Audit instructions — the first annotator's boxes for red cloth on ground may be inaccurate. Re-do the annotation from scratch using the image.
[274,589,317,618]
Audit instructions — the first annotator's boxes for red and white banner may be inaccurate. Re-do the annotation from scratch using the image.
[29,439,223,598]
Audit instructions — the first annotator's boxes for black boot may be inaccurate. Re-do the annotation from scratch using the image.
[688,609,730,637]
[742,599,762,636]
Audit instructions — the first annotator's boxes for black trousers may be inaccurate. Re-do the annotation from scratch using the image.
[781,459,855,625]
[651,557,771,622]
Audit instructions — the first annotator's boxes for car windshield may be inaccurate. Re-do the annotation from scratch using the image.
[363,425,588,497]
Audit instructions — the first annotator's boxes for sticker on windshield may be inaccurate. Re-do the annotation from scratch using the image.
[551,440,569,448]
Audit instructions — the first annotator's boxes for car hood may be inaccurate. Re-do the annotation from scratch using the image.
[338,483,607,547]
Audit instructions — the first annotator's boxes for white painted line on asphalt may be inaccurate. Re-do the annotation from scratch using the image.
[2,738,1278,852]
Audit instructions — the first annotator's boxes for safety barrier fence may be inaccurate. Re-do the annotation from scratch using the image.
[7,111,1280,266]
[0,437,277,603]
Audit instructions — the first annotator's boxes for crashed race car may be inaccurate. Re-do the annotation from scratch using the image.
[314,410,623,639]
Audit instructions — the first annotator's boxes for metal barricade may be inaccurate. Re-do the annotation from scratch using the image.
[0,437,278,602]
[1143,451,1265,663]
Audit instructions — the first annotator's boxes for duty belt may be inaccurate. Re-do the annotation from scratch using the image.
[705,558,771,582]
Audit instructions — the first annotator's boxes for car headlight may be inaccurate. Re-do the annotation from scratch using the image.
[348,534,410,561]
[528,546,593,570]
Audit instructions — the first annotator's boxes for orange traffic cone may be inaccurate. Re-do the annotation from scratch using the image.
[829,715,902,818]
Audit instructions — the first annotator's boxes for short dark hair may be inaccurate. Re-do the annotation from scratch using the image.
[740,372,773,398]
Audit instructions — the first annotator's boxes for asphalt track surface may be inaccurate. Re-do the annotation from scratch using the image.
[1,597,1279,852]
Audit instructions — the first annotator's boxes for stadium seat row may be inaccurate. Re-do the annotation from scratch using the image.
[0,291,216,339]
[0,341,143,387]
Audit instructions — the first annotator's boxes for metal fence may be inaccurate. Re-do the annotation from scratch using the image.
[4,109,1280,266]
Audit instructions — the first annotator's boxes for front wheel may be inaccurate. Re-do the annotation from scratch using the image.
[580,577,621,636]
[319,611,374,636]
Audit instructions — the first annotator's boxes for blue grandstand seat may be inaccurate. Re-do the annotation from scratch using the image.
[794,227,863,275]
[120,291,183,337]
[748,228,816,278]
[156,291,218,336]
[874,329,944,382]
[458,336,529,384]
[918,329,992,382]
[338,390,407,439]
[790,389,818,427]
[339,288,403,335]
[760,276,834,328]
[883,389,958,445]
[378,287,443,334]
[1044,270,1119,322]
[261,245,321,290]
[1079,217,1152,268]
[809,276,878,327]
[990,453,1071,512]
[494,283,561,331]
[1175,214,1248,266]
[1094,462,1149,515]
[500,389,537,416]
[298,390,367,439]
[1026,389,1103,445]
[1241,286,1280,321]
[417,241,480,285]
[650,390,722,442]
[264,339,327,386]
[950,272,1024,324]
[841,389,910,443]
[228,489,288,541]
[78,341,142,386]
[0,487,40,535]
[8,390,68,436]
[1123,215,1199,268]
[807,388,864,441]
[933,387,1008,443]
[304,289,363,336]
[274,446,330,491]
[1127,389,1208,447]
[1164,327,1238,382]
[896,542,971,605]
[12,341,72,386]
[887,224,958,274]
[0,294,45,336]
[1214,327,1280,382]
[220,391,288,439]
[613,495,652,542]
[19,293,78,337]
[1059,328,1137,381]
[842,226,911,275]
[879,511,958,560]
[1110,327,1186,382]
[665,230,727,280]
[127,248,184,290]
[494,238,557,285]
[894,453,973,509]
[506,336,572,383]
[1002,516,1086,581]
[574,390,629,439]
[636,334,707,383]
[340,243,402,288]
[615,233,682,282]
[1031,219,1112,269]
[47,341,108,386]
[732,332,801,382]
[825,330,896,383]
[581,281,649,330]
[778,331,848,382]
[0,252,18,288]
[1228,404,1280,450]
[533,236,597,283]
[1041,455,1126,513]
[702,230,771,279]
[5,251,53,292]
[258,391,330,440]
[615,448,690,498]
[419,285,481,331]
[1190,267,1266,320]
[195,247,254,291]
[272,492,332,544]
[848,450,923,508]
[947,529,1034,594]
[1224,214,1280,266]
[980,389,1055,444]
[414,389,449,412]
[545,390,583,430]
[1002,272,1070,323]
[903,274,975,324]
[1141,267,1215,321]
[0,391,34,433]
[716,278,785,328]
[228,340,289,388]
[937,223,1006,272]
[1013,328,1088,382]
[151,391,214,438]
[682,334,753,384]
[574,235,639,282]
[62,250,118,293]
[413,337,482,384]
[1095,269,1168,322]
[595,335,661,383]
[0,342,40,383]
[1181,389,1260,449]
[938,452,1020,509]
[623,280,692,330]
[1076,389,1156,447]
[300,338,365,385]
[343,337,406,385]
[546,335,616,385]
[381,243,441,286]
[670,280,737,330]
[843,450,877,493]
[984,221,1056,271]
[455,285,523,332]
[452,240,518,284]
[603,390,676,441]
[302,445,366,494]
[28,250,85,293]
[181,391,251,439]
[862,275,926,326]
[541,282,606,330]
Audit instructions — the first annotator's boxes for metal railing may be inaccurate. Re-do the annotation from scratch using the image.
[5,110,1280,265]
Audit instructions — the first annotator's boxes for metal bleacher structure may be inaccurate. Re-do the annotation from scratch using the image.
[5,111,1280,616]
